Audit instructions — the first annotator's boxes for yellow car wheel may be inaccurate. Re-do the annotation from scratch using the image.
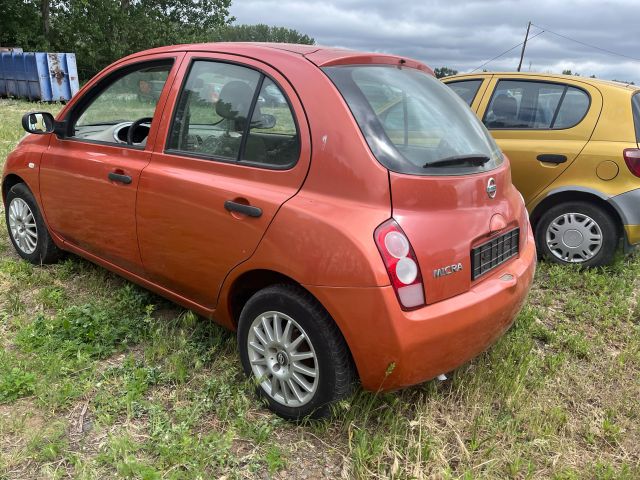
[535,201,618,267]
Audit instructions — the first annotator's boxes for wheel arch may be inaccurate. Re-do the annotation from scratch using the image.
[530,188,624,240]
[2,174,27,203]
[225,269,301,328]
[223,268,360,381]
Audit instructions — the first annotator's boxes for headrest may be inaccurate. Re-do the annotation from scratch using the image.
[492,94,518,119]
[216,81,254,121]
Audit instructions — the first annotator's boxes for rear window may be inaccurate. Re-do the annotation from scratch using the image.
[446,79,483,106]
[633,92,640,143]
[324,66,503,176]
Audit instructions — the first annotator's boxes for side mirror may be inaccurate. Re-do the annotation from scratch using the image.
[21,111,55,134]
[253,113,277,129]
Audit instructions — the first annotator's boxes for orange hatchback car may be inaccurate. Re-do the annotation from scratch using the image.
[3,44,536,419]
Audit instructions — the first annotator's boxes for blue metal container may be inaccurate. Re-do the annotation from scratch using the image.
[0,52,79,102]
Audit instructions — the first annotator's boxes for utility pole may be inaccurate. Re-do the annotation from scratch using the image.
[517,21,531,72]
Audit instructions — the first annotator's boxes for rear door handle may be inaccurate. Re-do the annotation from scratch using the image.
[537,154,567,164]
[108,172,132,184]
[224,200,262,218]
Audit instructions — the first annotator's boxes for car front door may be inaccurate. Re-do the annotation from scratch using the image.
[137,53,311,308]
[477,77,603,203]
[39,55,183,274]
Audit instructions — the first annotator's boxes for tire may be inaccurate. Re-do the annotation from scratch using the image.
[237,284,356,420]
[535,201,618,267]
[5,183,62,264]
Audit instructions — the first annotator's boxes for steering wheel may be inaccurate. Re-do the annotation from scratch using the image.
[127,117,153,145]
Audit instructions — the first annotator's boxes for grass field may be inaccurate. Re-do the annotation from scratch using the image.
[1,98,639,479]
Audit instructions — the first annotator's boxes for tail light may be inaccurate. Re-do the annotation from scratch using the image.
[624,149,640,177]
[374,219,425,310]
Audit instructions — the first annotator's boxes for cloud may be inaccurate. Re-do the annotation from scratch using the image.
[230,0,640,83]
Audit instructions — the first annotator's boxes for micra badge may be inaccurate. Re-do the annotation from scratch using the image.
[433,263,463,278]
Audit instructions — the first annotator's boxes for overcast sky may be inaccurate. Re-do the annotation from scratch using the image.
[231,0,640,83]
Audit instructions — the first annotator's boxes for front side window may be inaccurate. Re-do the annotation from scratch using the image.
[446,79,483,106]
[324,65,503,176]
[483,80,590,130]
[167,60,300,168]
[71,61,172,145]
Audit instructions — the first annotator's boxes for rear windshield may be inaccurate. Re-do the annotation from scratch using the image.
[633,92,640,144]
[324,65,503,176]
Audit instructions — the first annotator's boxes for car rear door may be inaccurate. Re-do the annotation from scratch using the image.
[39,54,183,274]
[477,76,603,203]
[137,52,311,308]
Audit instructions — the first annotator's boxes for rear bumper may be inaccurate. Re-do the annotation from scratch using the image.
[624,225,640,246]
[305,227,536,391]
[609,188,640,245]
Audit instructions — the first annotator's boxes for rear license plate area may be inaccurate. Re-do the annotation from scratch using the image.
[471,228,520,280]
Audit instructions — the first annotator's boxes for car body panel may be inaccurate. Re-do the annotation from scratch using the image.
[136,52,313,308]
[38,52,184,275]
[306,225,535,390]
[390,157,528,304]
[475,74,603,202]
[443,72,640,246]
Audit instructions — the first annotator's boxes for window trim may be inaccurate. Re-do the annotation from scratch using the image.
[482,78,592,131]
[632,91,640,144]
[164,57,301,171]
[62,58,176,149]
[445,79,484,106]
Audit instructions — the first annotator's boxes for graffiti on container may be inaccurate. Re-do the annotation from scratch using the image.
[48,53,66,86]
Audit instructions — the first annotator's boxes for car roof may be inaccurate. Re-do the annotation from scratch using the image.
[119,42,433,74]
[444,71,639,94]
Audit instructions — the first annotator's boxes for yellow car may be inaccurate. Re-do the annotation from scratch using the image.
[443,72,640,266]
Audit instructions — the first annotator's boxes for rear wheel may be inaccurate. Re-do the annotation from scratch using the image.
[535,201,617,267]
[237,284,355,420]
[5,183,62,264]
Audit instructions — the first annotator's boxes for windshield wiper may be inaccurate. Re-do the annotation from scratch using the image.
[424,154,490,168]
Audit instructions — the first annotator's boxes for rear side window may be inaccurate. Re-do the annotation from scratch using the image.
[484,80,589,130]
[446,79,483,106]
[243,78,300,167]
[167,60,300,168]
[633,92,640,143]
[324,65,503,176]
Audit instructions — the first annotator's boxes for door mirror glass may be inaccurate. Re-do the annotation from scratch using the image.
[21,111,55,134]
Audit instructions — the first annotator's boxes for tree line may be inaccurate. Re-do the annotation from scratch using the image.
[1,0,314,80]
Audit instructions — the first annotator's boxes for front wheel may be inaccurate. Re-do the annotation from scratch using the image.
[237,284,355,420]
[535,201,618,267]
[5,183,62,264]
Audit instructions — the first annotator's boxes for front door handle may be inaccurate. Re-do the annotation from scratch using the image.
[537,154,567,164]
[224,200,262,218]
[108,172,132,184]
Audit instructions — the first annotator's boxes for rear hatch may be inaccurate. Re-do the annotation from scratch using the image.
[325,64,527,304]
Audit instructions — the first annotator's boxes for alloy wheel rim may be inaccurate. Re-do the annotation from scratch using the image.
[546,212,603,263]
[8,198,38,255]
[247,311,319,407]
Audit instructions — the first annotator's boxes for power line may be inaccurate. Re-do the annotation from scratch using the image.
[470,29,545,72]
[531,23,640,63]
